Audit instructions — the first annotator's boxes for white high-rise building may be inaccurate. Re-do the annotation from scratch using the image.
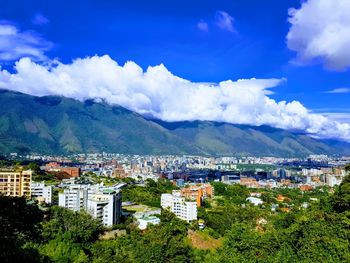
[31,182,52,204]
[58,185,122,227]
[161,192,197,222]
[87,190,122,227]
[58,185,89,211]
[326,174,341,187]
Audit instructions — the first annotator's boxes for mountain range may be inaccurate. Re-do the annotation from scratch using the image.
[1,89,349,157]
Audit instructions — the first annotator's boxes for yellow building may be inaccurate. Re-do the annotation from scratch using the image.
[0,170,32,198]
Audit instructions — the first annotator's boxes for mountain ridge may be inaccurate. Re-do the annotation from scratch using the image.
[0,89,349,157]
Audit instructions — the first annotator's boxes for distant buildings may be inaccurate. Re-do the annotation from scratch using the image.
[240,177,259,188]
[42,162,80,177]
[31,182,52,204]
[161,191,197,222]
[246,196,263,206]
[272,169,291,179]
[0,170,32,198]
[179,184,214,207]
[299,185,313,191]
[325,174,342,187]
[58,184,122,227]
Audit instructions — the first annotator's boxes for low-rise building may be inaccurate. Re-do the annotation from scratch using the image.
[240,177,259,188]
[42,162,80,177]
[136,216,160,230]
[246,196,263,206]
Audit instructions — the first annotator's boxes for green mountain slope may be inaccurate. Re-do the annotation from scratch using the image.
[155,121,348,157]
[0,90,200,155]
[0,90,349,157]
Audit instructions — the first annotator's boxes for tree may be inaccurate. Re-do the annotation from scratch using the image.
[0,196,44,262]
[331,174,350,213]
[42,206,102,245]
[28,162,41,173]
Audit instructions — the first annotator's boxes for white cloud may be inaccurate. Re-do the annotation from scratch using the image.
[215,11,235,33]
[0,21,52,62]
[326,87,350,94]
[287,0,350,70]
[322,112,350,124]
[32,13,49,25]
[0,55,349,141]
[197,21,208,32]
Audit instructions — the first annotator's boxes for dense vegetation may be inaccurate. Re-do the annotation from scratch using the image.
[1,165,349,262]
[1,90,350,156]
[122,178,177,207]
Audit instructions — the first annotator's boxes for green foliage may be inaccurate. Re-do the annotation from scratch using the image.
[28,162,41,173]
[39,238,89,263]
[0,196,44,262]
[331,174,350,213]
[1,176,350,263]
[91,209,191,263]
[42,206,102,244]
[122,179,177,207]
[211,182,249,204]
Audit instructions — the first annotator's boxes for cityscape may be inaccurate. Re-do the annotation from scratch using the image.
[1,0,350,262]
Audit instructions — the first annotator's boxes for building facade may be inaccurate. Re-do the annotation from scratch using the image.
[31,182,52,204]
[161,192,197,222]
[0,170,32,198]
[59,184,122,227]
[180,184,214,207]
[87,190,122,227]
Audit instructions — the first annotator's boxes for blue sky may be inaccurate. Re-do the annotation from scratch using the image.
[0,0,349,140]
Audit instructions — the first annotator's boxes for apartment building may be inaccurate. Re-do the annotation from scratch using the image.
[59,185,122,227]
[161,192,197,222]
[0,170,32,198]
[180,184,214,207]
[31,182,53,204]
[87,190,122,227]
[58,185,89,211]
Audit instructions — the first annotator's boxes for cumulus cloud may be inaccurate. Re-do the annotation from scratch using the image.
[325,87,350,94]
[0,21,52,62]
[197,21,208,32]
[287,0,350,70]
[215,11,235,33]
[0,55,349,141]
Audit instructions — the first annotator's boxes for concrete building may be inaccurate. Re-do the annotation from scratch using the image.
[87,190,122,227]
[42,162,80,177]
[0,170,32,198]
[59,185,122,227]
[59,185,89,211]
[136,216,160,230]
[180,184,214,207]
[325,174,341,187]
[161,192,197,222]
[246,196,263,206]
[31,182,52,204]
